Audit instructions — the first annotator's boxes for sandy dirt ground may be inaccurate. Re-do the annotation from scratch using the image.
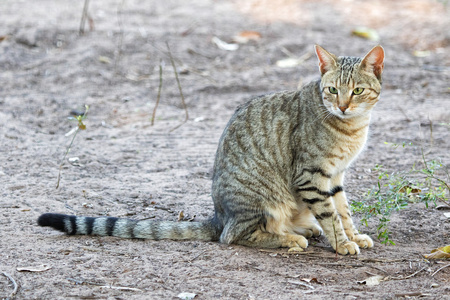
[1,0,449,299]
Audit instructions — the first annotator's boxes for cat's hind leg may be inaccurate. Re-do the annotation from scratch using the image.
[236,228,308,250]
[219,217,308,250]
[292,202,323,238]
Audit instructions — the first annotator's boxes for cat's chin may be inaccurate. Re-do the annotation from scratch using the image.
[331,110,369,120]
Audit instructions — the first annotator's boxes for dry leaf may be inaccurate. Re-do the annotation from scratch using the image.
[357,275,384,286]
[178,211,185,221]
[98,56,111,64]
[276,52,312,68]
[398,185,421,193]
[413,50,431,57]
[177,292,197,300]
[17,264,52,272]
[288,247,304,253]
[276,58,304,68]
[301,277,323,284]
[424,245,450,259]
[212,36,239,51]
[288,280,314,289]
[233,31,261,44]
[351,27,380,41]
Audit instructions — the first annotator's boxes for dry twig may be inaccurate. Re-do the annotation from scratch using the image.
[2,272,18,298]
[151,60,164,125]
[67,278,142,292]
[431,263,450,277]
[390,266,428,280]
[166,42,189,132]
[79,0,90,35]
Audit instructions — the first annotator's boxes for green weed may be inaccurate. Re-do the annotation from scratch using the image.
[56,105,89,189]
[351,143,449,245]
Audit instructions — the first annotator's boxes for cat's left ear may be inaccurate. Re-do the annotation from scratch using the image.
[315,45,338,75]
[360,45,385,81]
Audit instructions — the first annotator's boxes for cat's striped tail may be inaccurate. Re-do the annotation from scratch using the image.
[37,213,220,241]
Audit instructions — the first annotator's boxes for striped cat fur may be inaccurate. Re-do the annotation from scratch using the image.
[38,45,385,255]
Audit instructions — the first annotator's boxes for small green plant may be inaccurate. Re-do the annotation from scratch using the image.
[56,105,89,189]
[351,143,449,245]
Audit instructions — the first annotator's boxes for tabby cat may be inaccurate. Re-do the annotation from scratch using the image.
[38,45,384,255]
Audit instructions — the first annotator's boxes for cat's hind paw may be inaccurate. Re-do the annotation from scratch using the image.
[281,234,308,250]
[294,224,323,238]
[336,241,360,255]
[351,234,373,248]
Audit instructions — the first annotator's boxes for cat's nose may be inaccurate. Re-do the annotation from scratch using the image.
[338,105,348,112]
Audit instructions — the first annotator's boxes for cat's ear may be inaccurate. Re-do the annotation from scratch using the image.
[314,45,338,75]
[360,45,385,80]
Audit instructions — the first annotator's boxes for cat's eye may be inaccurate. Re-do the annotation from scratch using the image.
[328,87,338,94]
[353,88,364,95]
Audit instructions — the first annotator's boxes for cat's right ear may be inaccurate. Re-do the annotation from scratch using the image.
[314,45,338,75]
[360,45,385,81]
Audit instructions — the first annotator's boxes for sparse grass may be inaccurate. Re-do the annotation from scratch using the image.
[56,105,89,189]
[351,142,449,245]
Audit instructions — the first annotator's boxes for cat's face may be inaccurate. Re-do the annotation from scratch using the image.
[315,45,385,119]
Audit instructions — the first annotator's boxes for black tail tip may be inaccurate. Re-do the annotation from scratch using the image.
[37,213,69,232]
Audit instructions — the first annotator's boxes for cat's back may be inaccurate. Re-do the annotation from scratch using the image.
[212,82,321,184]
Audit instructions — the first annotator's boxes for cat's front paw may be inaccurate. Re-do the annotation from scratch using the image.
[336,241,360,255]
[351,234,373,249]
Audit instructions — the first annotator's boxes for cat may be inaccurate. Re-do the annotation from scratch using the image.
[38,44,384,255]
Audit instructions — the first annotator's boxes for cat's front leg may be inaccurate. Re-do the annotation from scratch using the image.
[296,176,360,255]
[332,173,373,249]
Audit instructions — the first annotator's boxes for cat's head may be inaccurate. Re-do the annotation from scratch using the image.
[314,45,385,119]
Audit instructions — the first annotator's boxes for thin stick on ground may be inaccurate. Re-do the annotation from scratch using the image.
[114,0,126,76]
[431,263,450,277]
[2,272,18,298]
[151,60,164,126]
[67,278,142,292]
[391,265,428,280]
[79,0,90,35]
[166,41,189,132]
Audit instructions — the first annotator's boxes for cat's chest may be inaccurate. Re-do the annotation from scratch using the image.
[326,127,368,170]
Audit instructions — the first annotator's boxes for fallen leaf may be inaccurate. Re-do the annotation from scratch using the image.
[351,27,380,41]
[178,211,185,221]
[436,205,450,211]
[301,277,323,284]
[233,31,261,44]
[276,52,312,68]
[177,292,197,300]
[424,245,450,259]
[64,126,78,137]
[194,116,205,122]
[357,275,384,286]
[413,50,430,57]
[212,36,239,51]
[17,264,52,272]
[398,185,421,193]
[288,280,314,289]
[276,58,304,68]
[288,247,304,253]
[98,56,111,64]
